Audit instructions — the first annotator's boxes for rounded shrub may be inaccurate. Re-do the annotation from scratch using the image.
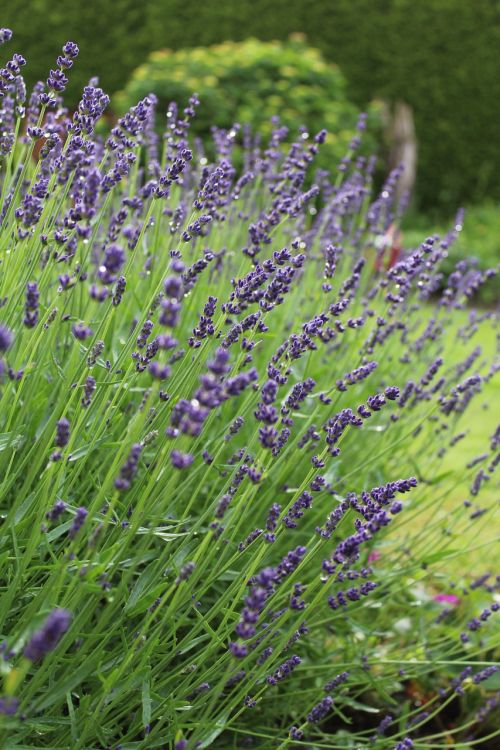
[114,35,380,172]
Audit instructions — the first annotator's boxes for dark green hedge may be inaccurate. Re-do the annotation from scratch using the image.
[3,0,500,211]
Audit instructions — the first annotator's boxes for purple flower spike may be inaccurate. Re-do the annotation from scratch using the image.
[171,450,194,470]
[0,325,13,352]
[307,695,333,723]
[103,244,125,274]
[55,417,70,448]
[46,499,66,523]
[115,444,143,491]
[24,282,39,328]
[72,323,93,340]
[24,608,72,662]
[112,276,126,306]
[229,641,248,659]
[0,696,18,715]
[148,361,171,380]
[82,376,96,407]
[69,506,88,539]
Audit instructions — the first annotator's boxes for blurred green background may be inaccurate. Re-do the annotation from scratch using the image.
[2,0,500,296]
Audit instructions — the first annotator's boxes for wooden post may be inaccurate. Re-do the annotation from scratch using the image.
[386,100,417,207]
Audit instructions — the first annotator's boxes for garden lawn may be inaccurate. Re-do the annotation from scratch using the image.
[388,308,499,573]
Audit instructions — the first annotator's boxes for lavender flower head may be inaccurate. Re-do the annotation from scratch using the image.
[69,506,88,539]
[42,41,79,102]
[0,28,13,45]
[24,608,72,662]
[0,325,13,352]
[24,282,39,328]
[0,696,18,716]
[115,443,142,490]
[55,417,70,448]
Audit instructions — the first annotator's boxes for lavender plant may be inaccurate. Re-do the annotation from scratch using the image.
[0,30,499,750]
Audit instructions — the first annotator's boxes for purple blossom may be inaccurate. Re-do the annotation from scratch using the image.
[171,450,194,469]
[307,695,333,723]
[24,282,39,328]
[89,284,109,302]
[289,726,304,740]
[231,566,278,654]
[115,444,143,490]
[266,503,281,531]
[113,275,126,306]
[0,29,13,45]
[395,739,413,750]
[82,376,96,407]
[46,499,66,523]
[0,325,13,352]
[472,665,498,684]
[55,417,70,448]
[24,608,72,662]
[376,714,393,735]
[0,696,18,715]
[137,320,153,349]
[72,323,93,340]
[71,85,109,136]
[148,361,171,380]
[175,561,195,584]
[69,506,88,538]
[266,655,301,685]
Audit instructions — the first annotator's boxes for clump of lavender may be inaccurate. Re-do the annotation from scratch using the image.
[0,29,498,750]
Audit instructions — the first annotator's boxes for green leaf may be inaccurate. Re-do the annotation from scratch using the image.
[67,438,110,461]
[142,666,151,730]
[0,431,25,452]
[34,656,103,711]
[197,715,229,748]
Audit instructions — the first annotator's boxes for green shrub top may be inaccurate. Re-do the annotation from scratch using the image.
[115,36,379,172]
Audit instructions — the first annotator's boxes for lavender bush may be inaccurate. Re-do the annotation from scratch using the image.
[0,30,499,749]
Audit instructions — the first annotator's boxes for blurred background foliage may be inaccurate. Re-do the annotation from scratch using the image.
[114,37,381,174]
[5,0,500,212]
[2,0,500,301]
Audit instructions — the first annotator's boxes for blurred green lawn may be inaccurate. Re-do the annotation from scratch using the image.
[400,208,498,570]
[395,309,499,573]
[444,310,498,472]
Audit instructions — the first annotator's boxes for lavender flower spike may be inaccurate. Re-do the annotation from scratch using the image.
[0,325,13,352]
[115,443,143,490]
[24,608,72,662]
[55,417,70,447]
[69,506,88,539]
[24,282,39,328]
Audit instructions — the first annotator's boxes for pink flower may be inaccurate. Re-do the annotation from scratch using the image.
[368,551,381,562]
[434,594,460,606]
